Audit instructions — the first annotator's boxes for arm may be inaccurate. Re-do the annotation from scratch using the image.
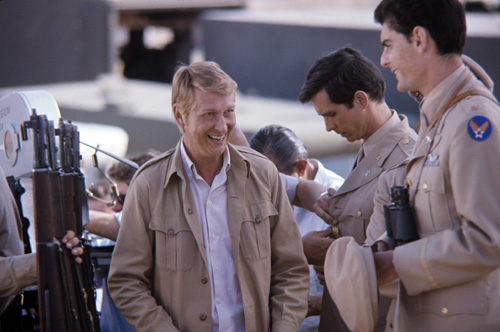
[229,124,249,147]
[269,169,310,331]
[0,254,36,297]
[302,228,334,266]
[292,178,327,212]
[366,167,407,246]
[312,188,337,225]
[0,230,84,297]
[395,110,500,295]
[85,210,120,241]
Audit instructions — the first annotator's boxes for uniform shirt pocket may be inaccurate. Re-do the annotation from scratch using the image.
[149,215,196,271]
[414,166,455,234]
[334,197,373,243]
[240,201,278,261]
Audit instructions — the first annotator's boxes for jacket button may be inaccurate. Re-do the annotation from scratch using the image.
[199,314,207,321]
[357,211,362,217]
[422,183,428,190]
[167,229,175,236]
[403,139,409,144]
[441,307,448,315]
[254,216,262,223]
[201,277,208,284]
[187,208,193,214]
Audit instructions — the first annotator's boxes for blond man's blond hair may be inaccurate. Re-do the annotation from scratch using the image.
[171,61,237,131]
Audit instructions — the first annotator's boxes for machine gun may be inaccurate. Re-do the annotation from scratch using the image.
[22,110,100,331]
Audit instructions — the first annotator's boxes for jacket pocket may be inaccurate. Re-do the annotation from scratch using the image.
[333,197,373,243]
[149,215,195,271]
[240,201,278,261]
[414,166,455,234]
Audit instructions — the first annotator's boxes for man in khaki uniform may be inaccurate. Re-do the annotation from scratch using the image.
[373,0,500,330]
[108,61,309,332]
[298,47,417,332]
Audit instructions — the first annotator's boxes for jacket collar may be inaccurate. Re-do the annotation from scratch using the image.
[163,140,250,189]
[335,112,410,196]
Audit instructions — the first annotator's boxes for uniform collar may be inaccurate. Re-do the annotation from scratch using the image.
[420,64,467,130]
[362,110,400,159]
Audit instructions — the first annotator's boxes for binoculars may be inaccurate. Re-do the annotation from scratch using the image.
[383,185,419,250]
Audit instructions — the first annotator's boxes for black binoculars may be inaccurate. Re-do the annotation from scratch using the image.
[383,185,419,249]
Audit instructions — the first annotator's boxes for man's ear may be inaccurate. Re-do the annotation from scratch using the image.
[296,159,308,177]
[353,91,369,109]
[173,104,185,130]
[411,26,429,53]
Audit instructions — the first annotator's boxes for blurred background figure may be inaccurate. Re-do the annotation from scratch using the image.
[87,179,115,214]
[250,124,344,332]
[85,148,161,242]
[84,148,160,332]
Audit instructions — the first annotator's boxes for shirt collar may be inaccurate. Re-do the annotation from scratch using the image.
[362,110,400,157]
[179,137,231,182]
[420,64,467,127]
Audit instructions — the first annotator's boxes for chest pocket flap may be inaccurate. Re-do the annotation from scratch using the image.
[149,215,196,270]
[241,201,278,261]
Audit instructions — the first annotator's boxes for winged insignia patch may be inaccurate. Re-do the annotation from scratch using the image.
[468,115,492,141]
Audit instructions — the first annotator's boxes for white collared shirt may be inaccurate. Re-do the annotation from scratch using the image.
[180,139,245,332]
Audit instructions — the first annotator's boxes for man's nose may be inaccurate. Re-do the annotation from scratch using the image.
[380,49,389,68]
[325,119,336,132]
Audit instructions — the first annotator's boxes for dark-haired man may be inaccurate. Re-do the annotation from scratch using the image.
[371,0,500,330]
[299,46,417,331]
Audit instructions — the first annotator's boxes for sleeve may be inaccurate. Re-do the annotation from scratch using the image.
[270,168,310,331]
[394,105,500,295]
[279,173,299,203]
[114,211,122,225]
[366,166,407,245]
[0,253,37,297]
[107,175,178,331]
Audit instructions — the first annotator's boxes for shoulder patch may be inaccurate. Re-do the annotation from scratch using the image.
[467,115,492,141]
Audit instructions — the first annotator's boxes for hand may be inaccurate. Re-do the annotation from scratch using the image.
[373,250,398,286]
[313,265,325,286]
[307,295,322,317]
[302,229,335,266]
[313,188,337,225]
[373,240,389,253]
[61,230,84,264]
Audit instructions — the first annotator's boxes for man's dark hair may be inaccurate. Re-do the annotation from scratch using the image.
[249,125,308,175]
[299,47,385,107]
[374,0,466,55]
[107,149,161,184]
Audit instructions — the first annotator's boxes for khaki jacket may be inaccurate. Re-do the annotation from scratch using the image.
[320,112,417,332]
[329,112,417,244]
[391,64,500,331]
[108,142,309,332]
